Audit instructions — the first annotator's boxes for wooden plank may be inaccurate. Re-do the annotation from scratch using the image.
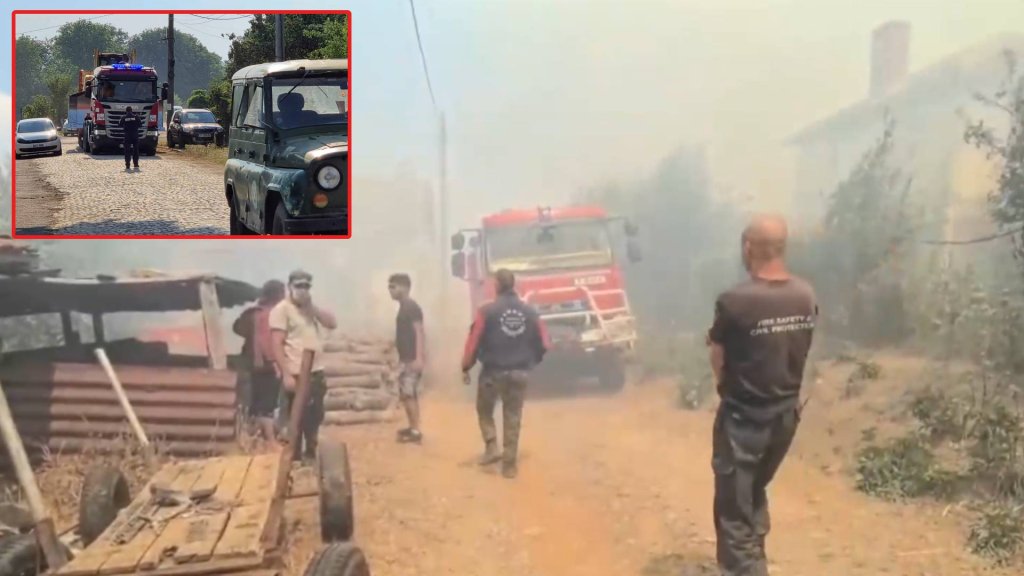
[237,453,279,506]
[212,455,253,503]
[95,463,204,575]
[138,511,230,570]
[210,501,273,561]
[190,458,226,495]
[173,512,230,564]
[199,280,227,371]
[58,464,185,576]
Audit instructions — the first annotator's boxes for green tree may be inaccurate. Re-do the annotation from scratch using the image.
[225,14,348,76]
[49,21,128,75]
[21,94,56,121]
[45,74,72,124]
[964,50,1024,267]
[206,80,232,127]
[15,36,48,117]
[128,28,225,100]
[186,89,211,109]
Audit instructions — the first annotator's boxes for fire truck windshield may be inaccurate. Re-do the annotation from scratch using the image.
[485,220,614,273]
[96,78,157,103]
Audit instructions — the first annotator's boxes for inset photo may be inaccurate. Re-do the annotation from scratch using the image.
[12,11,349,238]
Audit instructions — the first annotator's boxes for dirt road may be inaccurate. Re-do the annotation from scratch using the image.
[14,137,228,236]
[298,376,1011,576]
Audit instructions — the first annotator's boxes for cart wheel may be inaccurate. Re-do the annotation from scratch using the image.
[79,465,131,546]
[0,533,69,576]
[317,443,354,542]
[302,542,370,576]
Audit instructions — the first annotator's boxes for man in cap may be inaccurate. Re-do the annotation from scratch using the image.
[461,269,549,479]
[117,105,142,171]
[706,214,818,576]
[269,269,338,463]
[233,279,286,442]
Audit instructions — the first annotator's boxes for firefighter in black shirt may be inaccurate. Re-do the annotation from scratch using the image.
[118,106,142,171]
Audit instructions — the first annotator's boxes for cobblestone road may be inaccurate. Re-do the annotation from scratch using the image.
[15,137,228,236]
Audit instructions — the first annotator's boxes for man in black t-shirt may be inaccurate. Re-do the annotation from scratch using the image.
[706,214,817,576]
[388,273,426,444]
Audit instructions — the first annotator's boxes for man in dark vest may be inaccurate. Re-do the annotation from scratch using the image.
[461,268,549,479]
[706,214,818,576]
[118,106,142,171]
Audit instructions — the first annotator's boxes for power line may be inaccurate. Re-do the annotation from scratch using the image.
[18,15,109,36]
[187,14,253,22]
[407,0,437,110]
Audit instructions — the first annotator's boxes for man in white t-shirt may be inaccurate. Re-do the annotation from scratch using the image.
[270,269,337,463]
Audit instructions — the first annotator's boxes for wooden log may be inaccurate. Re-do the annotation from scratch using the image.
[323,390,392,412]
[322,409,396,426]
[321,359,385,378]
[321,351,395,366]
[325,374,382,390]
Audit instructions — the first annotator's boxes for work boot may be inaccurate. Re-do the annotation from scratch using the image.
[478,441,502,466]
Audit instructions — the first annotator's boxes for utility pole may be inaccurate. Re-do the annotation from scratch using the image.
[167,14,175,132]
[437,112,449,328]
[275,15,285,62]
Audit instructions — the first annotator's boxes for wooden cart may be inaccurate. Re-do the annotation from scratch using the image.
[0,350,369,576]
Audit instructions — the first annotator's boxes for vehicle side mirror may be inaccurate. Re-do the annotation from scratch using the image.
[451,232,466,251]
[161,83,169,102]
[450,252,466,279]
[624,219,639,237]
[626,239,642,263]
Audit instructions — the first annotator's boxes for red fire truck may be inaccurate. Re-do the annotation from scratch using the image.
[450,205,642,392]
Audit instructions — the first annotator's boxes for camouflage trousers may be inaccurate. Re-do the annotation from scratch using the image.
[712,403,800,576]
[476,369,529,465]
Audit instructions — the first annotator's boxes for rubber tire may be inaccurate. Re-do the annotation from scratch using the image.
[53,148,62,157]
[302,542,370,576]
[78,465,131,547]
[143,146,157,157]
[317,443,355,543]
[0,533,67,576]
[0,505,32,532]
[597,358,627,393]
[271,203,288,235]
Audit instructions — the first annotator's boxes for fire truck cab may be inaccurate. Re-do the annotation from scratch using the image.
[450,205,641,392]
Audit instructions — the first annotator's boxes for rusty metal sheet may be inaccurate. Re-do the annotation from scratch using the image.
[3,386,235,409]
[0,273,259,317]
[0,363,236,391]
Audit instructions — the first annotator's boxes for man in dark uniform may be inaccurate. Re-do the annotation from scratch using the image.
[461,268,549,479]
[706,214,818,576]
[118,106,142,171]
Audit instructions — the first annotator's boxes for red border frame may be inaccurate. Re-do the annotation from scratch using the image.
[10,9,352,240]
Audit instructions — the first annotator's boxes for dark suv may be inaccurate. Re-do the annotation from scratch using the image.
[167,108,225,148]
[224,59,348,236]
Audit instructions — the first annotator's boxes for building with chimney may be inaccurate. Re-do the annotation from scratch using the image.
[786,23,1024,261]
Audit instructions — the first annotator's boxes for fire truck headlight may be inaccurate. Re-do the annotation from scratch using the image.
[96,113,105,121]
[317,165,341,190]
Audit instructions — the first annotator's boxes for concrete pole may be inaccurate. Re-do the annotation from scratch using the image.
[275,15,285,62]
[167,14,175,132]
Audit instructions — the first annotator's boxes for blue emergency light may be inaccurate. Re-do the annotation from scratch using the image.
[111,63,144,71]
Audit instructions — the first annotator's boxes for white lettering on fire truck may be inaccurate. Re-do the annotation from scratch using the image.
[573,275,606,286]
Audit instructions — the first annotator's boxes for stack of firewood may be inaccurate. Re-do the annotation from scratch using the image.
[320,334,401,426]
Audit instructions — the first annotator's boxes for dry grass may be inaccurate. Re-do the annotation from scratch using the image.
[157,135,228,167]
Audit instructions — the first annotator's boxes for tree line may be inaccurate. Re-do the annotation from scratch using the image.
[15,14,348,127]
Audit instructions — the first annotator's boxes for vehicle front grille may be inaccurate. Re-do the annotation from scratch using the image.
[105,106,151,140]
[17,137,53,144]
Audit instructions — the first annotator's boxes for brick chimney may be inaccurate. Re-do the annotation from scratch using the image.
[870,21,910,99]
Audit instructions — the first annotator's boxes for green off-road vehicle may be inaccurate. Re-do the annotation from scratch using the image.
[225,59,348,236]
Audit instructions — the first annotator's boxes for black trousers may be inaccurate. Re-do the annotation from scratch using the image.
[712,403,800,576]
[123,139,139,167]
[281,370,326,460]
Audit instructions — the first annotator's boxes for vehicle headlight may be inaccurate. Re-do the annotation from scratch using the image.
[48,131,58,140]
[183,126,193,133]
[316,165,341,190]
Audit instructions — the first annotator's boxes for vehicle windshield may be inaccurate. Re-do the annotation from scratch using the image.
[96,77,157,103]
[485,220,614,273]
[17,119,54,133]
[269,74,348,132]
[182,111,217,124]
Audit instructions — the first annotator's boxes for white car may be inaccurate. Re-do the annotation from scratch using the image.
[15,118,63,159]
